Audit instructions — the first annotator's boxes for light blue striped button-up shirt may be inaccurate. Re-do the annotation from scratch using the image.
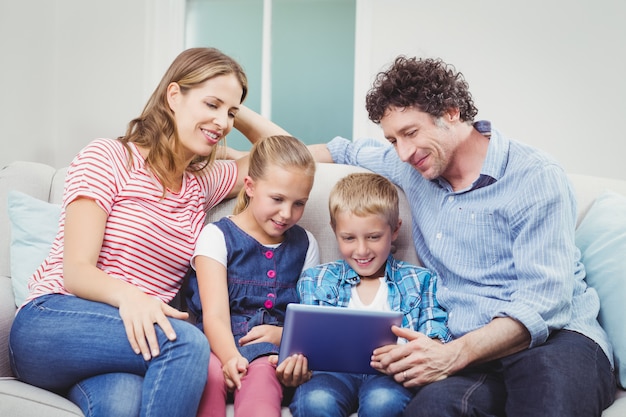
[327,121,612,365]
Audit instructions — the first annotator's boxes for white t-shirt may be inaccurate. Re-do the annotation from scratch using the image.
[348,277,391,311]
[192,220,320,272]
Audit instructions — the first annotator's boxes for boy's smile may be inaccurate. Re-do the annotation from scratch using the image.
[334,211,399,280]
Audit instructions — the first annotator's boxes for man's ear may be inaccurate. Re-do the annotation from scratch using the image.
[166,82,181,112]
[444,107,461,122]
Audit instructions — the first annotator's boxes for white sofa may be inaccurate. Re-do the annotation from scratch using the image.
[1,160,625,416]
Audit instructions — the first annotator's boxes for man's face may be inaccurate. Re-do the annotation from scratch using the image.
[380,106,456,181]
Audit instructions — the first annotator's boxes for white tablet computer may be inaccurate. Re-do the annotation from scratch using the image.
[278,303,403,374]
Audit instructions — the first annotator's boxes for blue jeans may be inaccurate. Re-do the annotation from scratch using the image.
[403,330,616,417]
[290,371,413,417]
[9,294,210,417]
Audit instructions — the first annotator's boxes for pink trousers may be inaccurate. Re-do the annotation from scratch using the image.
[196,352,283,417]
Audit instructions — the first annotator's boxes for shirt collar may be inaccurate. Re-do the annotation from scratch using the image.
[476,120,508,184]
[432,120,508,192]
[340,255,396,286]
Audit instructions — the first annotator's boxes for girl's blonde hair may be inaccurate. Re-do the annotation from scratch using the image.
[329,173,399,230]
[233,135,316,215]
[119,47,248,191]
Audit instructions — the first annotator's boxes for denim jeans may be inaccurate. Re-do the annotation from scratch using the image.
[9,294,210,417]
[290,371,413,417]
[403,330,616,417]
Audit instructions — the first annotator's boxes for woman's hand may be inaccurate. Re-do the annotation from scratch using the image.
[62,197,189,360]
[117,288,189,361]
[269,354,312,387]
[239,324,282,346]
[223,356,249,391]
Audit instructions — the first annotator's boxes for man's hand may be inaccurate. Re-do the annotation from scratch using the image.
[371,326,459,387]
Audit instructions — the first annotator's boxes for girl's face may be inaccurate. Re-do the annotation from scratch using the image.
[244,165,314,244]
[167,73,243,162]
[334,211,399,280]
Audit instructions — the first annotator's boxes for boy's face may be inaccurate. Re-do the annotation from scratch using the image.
[334,211,400,280]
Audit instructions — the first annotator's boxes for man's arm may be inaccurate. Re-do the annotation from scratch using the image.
[446,317,530,368]
[372,317,530,387]
[308,144,333,163]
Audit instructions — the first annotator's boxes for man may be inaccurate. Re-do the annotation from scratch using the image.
[315,56,615,417]
[234,56,615,416]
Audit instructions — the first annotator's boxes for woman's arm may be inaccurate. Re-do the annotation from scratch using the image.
[195,255,248,390]
[234,105,333,161]
[223,105,280,198]
[234,105,290,142]
[63,197,187,360]
[227,106,333,198]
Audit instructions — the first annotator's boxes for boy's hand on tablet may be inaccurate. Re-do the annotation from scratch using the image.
[370,343,396,374]
[270,354,312,387]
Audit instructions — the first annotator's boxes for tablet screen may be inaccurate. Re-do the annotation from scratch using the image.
[278,303,402,374]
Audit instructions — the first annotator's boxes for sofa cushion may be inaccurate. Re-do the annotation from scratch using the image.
[0,378,83,417]
[7,191,61,307]
[575,190,626,388]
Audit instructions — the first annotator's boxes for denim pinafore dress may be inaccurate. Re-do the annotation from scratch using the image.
[187,217,308,362]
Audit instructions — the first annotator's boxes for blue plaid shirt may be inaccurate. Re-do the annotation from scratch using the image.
[297,254,451,342]
[327,121,612,366]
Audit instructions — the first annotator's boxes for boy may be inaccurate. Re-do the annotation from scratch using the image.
[289,172,450,417]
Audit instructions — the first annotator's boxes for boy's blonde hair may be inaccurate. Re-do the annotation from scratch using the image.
[329,173,399,230]
[233,135,316,214]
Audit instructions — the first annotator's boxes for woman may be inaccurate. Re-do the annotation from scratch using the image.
[9,47,253,417]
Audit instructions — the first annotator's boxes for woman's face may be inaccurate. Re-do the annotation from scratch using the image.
[167,73,243,161]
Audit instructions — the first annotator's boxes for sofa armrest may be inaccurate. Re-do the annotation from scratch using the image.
[0,276,16,377]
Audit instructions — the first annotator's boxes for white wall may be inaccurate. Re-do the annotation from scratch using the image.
[0,0,185,169]
[2,0,625,181]
[354,0,626,180]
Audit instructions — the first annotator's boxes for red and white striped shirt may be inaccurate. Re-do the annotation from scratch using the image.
[24,138,237,306]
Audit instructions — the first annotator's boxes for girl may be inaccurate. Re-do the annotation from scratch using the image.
[9,47,254,417]
[188,135,319,417]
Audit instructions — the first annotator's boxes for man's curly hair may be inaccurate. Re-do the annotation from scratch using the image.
[365,56,478,124]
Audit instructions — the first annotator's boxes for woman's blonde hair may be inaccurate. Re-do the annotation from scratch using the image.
[233,135,316,215]
[329,173,399,230]
[119,47,248,191]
